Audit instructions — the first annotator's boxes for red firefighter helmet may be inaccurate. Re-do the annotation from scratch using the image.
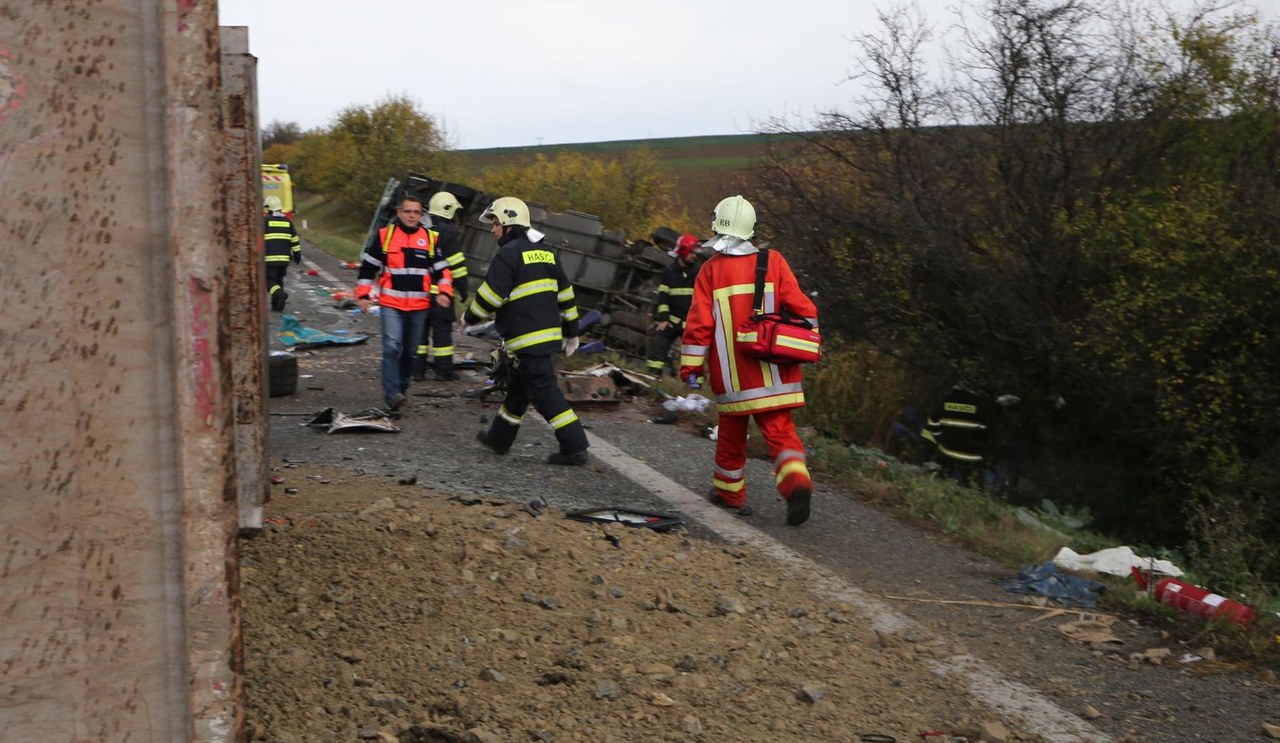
[669,233,699,259]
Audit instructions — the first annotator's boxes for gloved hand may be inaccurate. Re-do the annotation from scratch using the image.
[562,336,580,357]
[462,320,496,337]
[685,373,700,390]
[292,253,301,265]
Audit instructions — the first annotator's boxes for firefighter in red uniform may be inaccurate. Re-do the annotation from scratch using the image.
[354,194,453,411]
[679,196,818,525]
[645,233,701,376]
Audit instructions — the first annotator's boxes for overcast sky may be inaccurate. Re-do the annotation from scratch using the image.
[218,0,1278,150]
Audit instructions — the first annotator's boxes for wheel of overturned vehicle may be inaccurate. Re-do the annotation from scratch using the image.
[268,351,298,397]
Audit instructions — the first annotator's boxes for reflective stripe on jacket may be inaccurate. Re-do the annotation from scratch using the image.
[464,231,579,356]
[679,247,818,415]
[355,222,452,311]
[925,387,988,463]
[428,223,468,296]
[263,214,300,264]
[652,261,699,325]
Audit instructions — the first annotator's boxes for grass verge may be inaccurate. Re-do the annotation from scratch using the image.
[294,192,366,263]
[802,435,1280,670]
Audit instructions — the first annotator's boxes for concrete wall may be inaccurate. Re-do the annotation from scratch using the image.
[1,1,242,740]
[220,26,269,532]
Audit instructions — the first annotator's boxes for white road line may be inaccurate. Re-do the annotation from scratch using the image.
[585,430,1113,743]
[300,255,344,286]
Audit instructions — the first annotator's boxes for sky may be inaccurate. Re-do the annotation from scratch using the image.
[217,0,1279,151]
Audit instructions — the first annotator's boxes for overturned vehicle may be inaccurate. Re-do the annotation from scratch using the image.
[364,173,693,360]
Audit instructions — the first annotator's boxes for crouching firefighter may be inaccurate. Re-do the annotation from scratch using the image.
[414,191,469,381]
[645,232,701,376]
[465,196,590,466]
[922,381,989,488]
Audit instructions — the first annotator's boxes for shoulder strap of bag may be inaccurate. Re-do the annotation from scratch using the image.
[752,249,769,316]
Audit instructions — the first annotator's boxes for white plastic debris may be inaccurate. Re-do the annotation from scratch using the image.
[1052,546,1183,577]
[661,393,711,413]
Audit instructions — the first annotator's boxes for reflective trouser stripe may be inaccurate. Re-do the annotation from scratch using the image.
[775,459,811,486]
[498,407,523,426]
[548,409,579,430]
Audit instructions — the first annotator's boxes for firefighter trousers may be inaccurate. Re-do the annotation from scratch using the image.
[645,324,682,375]
[486,354,588,456]
[415,302,457,378]
[265,264,289,310]
[711,409,812,509]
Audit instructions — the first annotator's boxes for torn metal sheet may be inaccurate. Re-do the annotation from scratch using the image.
[571,362,654,389]
[304,407,400,434]
[565,507,684,531]
[558,375,620,406]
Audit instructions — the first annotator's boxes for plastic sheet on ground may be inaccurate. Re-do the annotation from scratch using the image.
[661,393,710,413]
[278,314,370,350]
[304,407,399,434]
[1053,546,1184,577]
[996,563,1105,609]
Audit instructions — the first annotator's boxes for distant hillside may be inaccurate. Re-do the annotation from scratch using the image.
[455,132,803,214]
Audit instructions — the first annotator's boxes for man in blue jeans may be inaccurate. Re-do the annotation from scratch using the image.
[354,194,452,410]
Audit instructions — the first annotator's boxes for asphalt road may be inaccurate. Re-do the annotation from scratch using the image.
[263,240,1279,743]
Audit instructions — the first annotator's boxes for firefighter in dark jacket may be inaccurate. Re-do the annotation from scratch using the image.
[465,196,589,466]
[263,195,301,311]
[645,232,701,376]
[414,191,469,381]
[922,381,989,487]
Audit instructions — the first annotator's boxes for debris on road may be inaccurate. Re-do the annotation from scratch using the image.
[565,507,684,531]
[277,314,369,350]
[1053,545,1183,577]
[996,563,1105,609]
[304,407,400,434]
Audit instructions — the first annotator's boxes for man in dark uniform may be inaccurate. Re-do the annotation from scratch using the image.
[263,195,300,311]
[922,381,990,487]
[464,196,589,466]
[414,191,469,381]
[645,232,701,376]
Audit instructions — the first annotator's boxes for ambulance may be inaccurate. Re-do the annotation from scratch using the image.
[261,163,294,217]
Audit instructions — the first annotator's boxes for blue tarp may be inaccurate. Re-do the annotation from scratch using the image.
[996,562,1106,609]
[277,314,369,350]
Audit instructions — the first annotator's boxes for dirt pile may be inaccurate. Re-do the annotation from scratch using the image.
[241,465,1014,743]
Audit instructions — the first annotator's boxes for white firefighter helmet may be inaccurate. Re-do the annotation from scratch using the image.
[264,194,284,212]
[428,191,462,220]
[479,196,531,228]
[710,195,755,240]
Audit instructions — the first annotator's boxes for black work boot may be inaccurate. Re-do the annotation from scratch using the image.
[786,485,812,526]
[546,449,588,466]
[271,290,288,312]
[476,430,509,455]
[411,356,429,382]
[707,488,752,516]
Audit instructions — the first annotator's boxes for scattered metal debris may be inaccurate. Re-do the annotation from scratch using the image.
[565,507,684,531]
[304,407,400,434]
